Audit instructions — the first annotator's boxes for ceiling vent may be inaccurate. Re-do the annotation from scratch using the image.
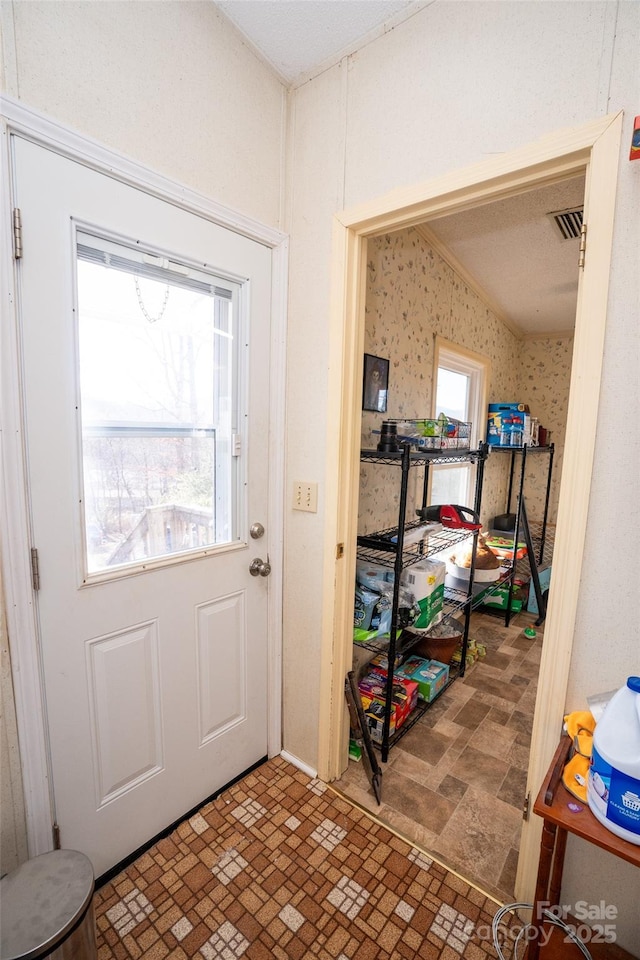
[548,206,584,241]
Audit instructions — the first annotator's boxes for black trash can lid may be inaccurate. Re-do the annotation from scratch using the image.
[0,849,94,960]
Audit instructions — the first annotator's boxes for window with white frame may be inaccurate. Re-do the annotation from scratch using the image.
[76,232,241,576]
[430,339,489,509]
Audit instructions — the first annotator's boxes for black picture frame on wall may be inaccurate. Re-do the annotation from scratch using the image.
[362,354,389,412]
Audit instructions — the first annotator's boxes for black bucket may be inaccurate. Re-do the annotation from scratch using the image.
[492,513,516,532]
[377,421,400,453]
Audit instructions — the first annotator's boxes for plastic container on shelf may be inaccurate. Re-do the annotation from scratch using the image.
[587,676,640,844]
[372,417,472,451]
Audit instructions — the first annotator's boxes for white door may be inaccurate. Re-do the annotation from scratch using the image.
[12,136,273,877]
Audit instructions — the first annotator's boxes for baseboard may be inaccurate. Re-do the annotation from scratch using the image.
[280,750,318,779]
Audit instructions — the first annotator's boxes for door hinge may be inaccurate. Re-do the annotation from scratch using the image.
[52,822,61,849]
[13,208,23,260]
[578,222,587,269]
[31,548,40,591]
[232,433,242,457]
[336,542,344,559]
[523,791,531,821]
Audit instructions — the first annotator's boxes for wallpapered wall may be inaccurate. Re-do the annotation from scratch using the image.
[359,227,573,540]
[516,336,573,526]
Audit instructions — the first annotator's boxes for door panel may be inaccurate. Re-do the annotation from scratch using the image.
[196,592,246,743]
[86,621,163,806]
[13,136,272,875]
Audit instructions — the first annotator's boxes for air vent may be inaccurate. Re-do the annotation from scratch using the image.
[548,206,584,241]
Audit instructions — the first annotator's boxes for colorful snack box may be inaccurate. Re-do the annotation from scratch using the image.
[369,651,405,672]
[358,670,419,743]
[366,668,419,713]
[396,656,450,702]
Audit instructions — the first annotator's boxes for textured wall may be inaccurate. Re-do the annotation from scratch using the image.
[358,228,570,538]
[286,1,639,946]
[516,336,574,524]
[1,1,285,228]
[0,0,286,874]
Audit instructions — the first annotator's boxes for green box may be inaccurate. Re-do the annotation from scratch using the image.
[481,587,523,613]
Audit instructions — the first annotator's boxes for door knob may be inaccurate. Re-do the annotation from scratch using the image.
[249,556,271,577]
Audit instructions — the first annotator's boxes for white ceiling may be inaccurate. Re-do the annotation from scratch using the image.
[424,176,585,336]
[214,0,583,337]
[214,1,424,85]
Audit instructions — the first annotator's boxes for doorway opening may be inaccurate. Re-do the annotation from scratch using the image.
[318,112,622,907]
[332,176,583,900]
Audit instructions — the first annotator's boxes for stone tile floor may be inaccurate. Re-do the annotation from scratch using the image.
[334,611,543,904]
[94,755,511,959]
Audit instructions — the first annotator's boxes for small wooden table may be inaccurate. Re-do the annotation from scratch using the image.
[528,736,640,959]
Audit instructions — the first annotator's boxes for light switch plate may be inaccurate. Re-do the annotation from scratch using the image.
[293,481,318,512]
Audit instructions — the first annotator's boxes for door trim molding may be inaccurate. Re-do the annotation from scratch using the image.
[0,95,287,248]
[318,112,622,902]
[0,93,287,857]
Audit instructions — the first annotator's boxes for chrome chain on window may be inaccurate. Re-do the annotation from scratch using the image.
[134,275,170,323]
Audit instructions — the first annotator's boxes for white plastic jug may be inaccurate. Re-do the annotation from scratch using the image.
[587,676,640,844]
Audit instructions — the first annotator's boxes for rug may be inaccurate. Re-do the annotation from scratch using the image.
[95,756,505,959]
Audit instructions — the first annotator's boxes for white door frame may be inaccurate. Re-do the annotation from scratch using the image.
[0,94,288,858]
[318,112,622,902]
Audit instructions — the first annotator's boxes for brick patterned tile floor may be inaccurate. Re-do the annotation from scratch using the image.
[95,756,508,959]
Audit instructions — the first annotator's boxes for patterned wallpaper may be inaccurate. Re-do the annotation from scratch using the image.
[515,336,573,524]
[359,227,572,540]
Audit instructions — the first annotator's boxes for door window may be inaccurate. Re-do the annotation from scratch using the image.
[76,232,241,578]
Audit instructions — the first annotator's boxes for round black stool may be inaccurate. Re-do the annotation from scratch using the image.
[0,849,96,960]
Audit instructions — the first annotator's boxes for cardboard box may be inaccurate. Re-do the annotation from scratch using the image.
[366,668,419,713]
[369,651,404,672]
[480,587,523,613]
[487,403,530,447]
[396,656,450,702]
[358,670,419,743]
[358,697,398,743]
